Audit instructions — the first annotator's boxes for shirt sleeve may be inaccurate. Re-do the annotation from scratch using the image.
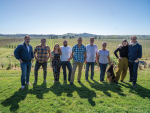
[48,46,51,53]
[72,46,75,52]
[95,45,98,53]
[31,46,34,58]
[98,50,100,56]
[14,44,22,60]
[84,46,86,53]
[138,45,142,59]
[34,46,38,54]
[114,48,119,58]
[70,47,72,54]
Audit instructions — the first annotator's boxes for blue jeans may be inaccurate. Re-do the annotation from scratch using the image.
[99,63,108,81]
[20,61,32,86]
[129,61,139,85]
[85,62,95,80]
[61,61,72,81]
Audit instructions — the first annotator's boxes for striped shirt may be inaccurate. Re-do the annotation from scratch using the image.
[72,44,86,63]
[34,45,51,63]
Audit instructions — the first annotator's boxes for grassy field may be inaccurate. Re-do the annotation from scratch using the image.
[0,67,150,112]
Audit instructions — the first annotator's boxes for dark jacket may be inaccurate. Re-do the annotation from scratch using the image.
[14,42,34,61]
[128,42,142,62]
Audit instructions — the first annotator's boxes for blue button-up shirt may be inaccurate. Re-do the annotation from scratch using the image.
[72,44,86,63]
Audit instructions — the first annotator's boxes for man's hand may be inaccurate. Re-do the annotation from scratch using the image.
[19,59,22,63]
[118,45,122,49]
[134,59,139,63]
[68,58,71,61]
[31,58,34,63]
[95,60,97,63]
[98,63,100,67]
[45,58,49,62]
[119,57,122,60]
[85,59,87,64]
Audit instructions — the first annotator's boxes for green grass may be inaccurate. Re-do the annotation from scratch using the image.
[0,68,150,112]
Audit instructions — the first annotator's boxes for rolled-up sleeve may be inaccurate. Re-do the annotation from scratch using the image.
[14,45,22,60]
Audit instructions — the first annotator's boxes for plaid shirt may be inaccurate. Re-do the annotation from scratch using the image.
[72,44,86,63]
[34,45,51,63]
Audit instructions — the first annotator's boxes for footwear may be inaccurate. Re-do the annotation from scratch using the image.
[115,81,118,84]
[70,83,73,85]
[91,79,94,81]
[127,80,133,82]
[133,84,136,88]
[32,80,37,83]
[85,79,88,81]
[78,81,81,83]
[120,80,125,83]
[26,82,32,85]
[21,86,25,89]
[44,80,47,82]
[99,81,101,82]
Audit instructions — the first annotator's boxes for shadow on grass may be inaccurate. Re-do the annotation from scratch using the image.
[1,85,29,112]
[28,81,49,99]
[49,81,96,106]
[119,82,150,99]
[87,80,126,97]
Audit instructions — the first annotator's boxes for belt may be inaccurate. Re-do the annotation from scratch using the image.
[22,60,31,62]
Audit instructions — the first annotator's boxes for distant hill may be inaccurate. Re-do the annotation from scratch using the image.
[0,33,150,39]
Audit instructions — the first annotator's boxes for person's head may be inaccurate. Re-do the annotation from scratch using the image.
[24,35,31,44]
[90,37,94,44]
[122,39,128,46]
[77,37,82,45]
[41,38,46,45]
[102,42,107,49]
[131,36,137,43]
[63,40,68,47]
[53,43,61,55]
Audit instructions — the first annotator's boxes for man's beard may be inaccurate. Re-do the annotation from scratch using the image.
[64,44,67,47]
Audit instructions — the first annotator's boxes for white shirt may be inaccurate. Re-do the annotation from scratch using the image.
[61,46,72,61]
[26,46,30,53]
[98,49,109,64]
[86,44,98,62]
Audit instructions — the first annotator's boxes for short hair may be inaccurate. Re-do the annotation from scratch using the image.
[41,38,46,41]
[24,35,30,39]
[131,36,137,39]
[102,42,107,45]
[78,37,82,40]
[90,37,94,40]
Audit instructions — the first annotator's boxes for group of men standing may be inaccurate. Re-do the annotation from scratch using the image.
[14,35,142,89]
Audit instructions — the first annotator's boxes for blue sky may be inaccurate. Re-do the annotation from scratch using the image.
[0,0,150,35]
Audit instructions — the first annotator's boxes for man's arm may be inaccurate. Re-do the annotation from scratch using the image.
[84,52,87,63]
[33,46,38,61]
[135,45,142,62]
[14,45,22,63]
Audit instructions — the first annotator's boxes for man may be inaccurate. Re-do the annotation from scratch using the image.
[70,37,86,85]
[33,38,51,83]
[85,37,98,81]
[14,35,34,89]
[61,40,72,82]
[128,36,142,88]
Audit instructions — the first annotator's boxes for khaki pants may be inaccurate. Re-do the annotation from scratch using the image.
[70,60,84,83]
[115,57,128,81]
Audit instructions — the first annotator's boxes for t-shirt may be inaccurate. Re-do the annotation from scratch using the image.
[26,46,30,53]
[98,49,109,64]
[86,44,98,62]
[61,46,72,61]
